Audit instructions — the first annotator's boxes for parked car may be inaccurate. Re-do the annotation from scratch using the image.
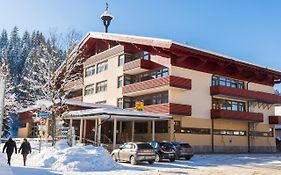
[171,142,194,160]
[148,141,176,162]
[111,142,155,165]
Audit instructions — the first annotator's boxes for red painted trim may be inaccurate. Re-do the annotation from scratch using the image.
[211,109,263,122]
[269,116,281,124]
[123,76,191,94]
[210,85,281,104]
[123,59,164,72]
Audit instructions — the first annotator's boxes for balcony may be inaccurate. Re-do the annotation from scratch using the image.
[211,109,263,122]
[210,85,281,104]
[64,79,83,91]
[123,59,164,75]
[123,76,191,96]
[129,103,191,116]
[269,116,281,124]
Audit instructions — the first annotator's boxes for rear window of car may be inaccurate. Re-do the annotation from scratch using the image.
[180,143,191,148]
[137,144,153,149]
[159,142,174,148]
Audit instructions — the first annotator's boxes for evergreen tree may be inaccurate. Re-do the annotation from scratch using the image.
[7,26,21,83]
[20,31,31,76]
[0,29,8,63]
[0,58,17,137]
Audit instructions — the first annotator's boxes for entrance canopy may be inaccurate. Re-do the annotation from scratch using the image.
[62,107,172,121]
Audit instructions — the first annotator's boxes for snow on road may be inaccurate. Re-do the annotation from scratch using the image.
[1,140,281,175]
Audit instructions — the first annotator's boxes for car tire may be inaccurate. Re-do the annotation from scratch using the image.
[170,158,175,162]
[148,160,154,165]
[155,154,161,162]
[130,156,138,165]
[185,157,191,160]
[112,154,118,162]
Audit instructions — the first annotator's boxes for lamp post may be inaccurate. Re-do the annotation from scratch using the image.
[100,3,114,33]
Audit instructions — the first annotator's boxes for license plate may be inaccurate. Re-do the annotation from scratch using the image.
[169,154,174,156]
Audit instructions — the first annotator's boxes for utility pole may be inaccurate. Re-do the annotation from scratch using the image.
[0,74,6,139]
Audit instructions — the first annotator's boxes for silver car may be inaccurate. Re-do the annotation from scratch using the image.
[111,142,156,165]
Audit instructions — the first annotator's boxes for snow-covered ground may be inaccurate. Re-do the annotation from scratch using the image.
[1,139,281,175]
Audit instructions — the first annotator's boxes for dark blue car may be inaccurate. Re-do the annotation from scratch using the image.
[148,141,176,162]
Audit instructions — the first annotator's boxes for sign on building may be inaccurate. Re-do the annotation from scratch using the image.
[36,112,49,118]
[135,101,144,111]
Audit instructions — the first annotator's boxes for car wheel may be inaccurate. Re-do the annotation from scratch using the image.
[112,154,118,162]
[185,157,191,160]
[155,154,161,162]
[148,160,154,165]
[169,158,175,162]
[130,156,138,165]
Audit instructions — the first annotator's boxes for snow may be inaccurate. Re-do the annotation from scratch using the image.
[1,139,281,175]
[25,140,120,172]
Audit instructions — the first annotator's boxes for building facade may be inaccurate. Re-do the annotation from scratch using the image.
[61,32,281,153]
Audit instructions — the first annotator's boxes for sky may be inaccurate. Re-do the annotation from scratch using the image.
[0,1,281,78]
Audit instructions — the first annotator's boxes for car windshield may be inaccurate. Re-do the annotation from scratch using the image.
[159,142,174,149]
[180,143,191,148]
[137,144,153,149]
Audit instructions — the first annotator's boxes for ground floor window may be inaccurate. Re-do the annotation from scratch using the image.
[155,121,168,133]
[213,129,247,136]
[135,122,148,133]
[175,127,211,135]
[249,129,274,137]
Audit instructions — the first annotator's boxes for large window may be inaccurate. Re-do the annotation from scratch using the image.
[85,66,95,77]
[174,121,210,134]
[212,98,246,112]
[135,122,148,133]
[96,60,108,74]
[123,91,168,108]
[84,84,95,96]
[117,76,123,88]
[249,128,274,137]
[213,129,246,136]
[130,68,169,83]
[155,121,168,133]
[96,81,107,93]
[212,75,245,89]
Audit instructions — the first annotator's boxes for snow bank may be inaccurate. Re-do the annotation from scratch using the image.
[28,140,120,172]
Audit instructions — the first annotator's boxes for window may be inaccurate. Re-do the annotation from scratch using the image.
[155,121,168,133]
[84,84,95,96]
[117,98,123,108]
[212,98,246,112]
[85,66,95,77]
[96,81,107,93]
[131,68,169,84]
[212,75,245,89]
[143,51,150,60]
[213,129,246,136]
[96,100,106,104]
[175,127,211,135]
[135,122,148,133]
[117,76,123,88]
[249,130,274,137]
[118,54,125,66]
[96,60,108,74]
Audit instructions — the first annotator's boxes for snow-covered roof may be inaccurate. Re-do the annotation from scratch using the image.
[77,32,281,76]
[62,107,172,121]
[17,99,116,114]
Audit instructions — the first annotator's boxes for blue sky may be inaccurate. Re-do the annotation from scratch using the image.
[0,0,281,74]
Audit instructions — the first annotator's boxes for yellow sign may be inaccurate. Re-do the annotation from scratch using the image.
[135,101,144,111]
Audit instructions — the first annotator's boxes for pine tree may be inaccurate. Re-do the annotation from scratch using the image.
[7,26,21,84]
[0,58,17,137]
[0,29,8,63]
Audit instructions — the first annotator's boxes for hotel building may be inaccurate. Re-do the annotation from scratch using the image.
[61,32,281,153]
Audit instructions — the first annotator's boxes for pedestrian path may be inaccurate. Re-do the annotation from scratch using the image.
[0,154,14,175]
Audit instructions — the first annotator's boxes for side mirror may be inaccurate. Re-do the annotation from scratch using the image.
[119,146,123,150]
